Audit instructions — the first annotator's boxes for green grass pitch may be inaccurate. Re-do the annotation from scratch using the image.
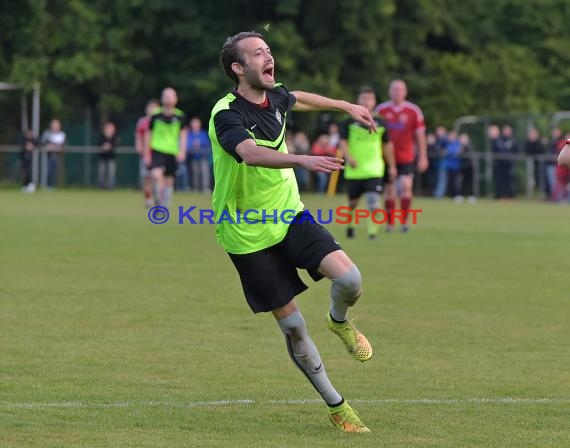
[0,190,568,447]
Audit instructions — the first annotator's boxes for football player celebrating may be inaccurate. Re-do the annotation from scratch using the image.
[209,31,376,433]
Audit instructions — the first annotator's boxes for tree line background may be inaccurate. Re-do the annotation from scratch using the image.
[1,0,570,144]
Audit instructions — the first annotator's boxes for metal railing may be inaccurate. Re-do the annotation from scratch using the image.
[0,145,140,189]
[0,145,562,198]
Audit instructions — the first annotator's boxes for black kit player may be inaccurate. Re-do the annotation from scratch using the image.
[340,86,396,239]
[209,32,379,432]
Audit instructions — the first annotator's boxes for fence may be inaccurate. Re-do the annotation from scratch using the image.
[0,145,141,189]
[0,145,562,198]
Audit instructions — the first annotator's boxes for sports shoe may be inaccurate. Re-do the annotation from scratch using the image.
[346,227,355,238]
[329,401,370,433]
[401,224,409,233]
[385,224,394,233]
[326,314,372,362]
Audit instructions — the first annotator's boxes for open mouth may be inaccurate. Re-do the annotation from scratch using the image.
[262,66,274,82]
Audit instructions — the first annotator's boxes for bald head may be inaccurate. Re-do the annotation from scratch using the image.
[389,79,407,105]
[161,87,178,109]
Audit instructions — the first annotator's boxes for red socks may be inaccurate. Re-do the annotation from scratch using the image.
[385,199,395,225]
[401,197,411,224]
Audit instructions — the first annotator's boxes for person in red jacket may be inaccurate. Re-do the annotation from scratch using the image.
[558,138,570,168]
[554,135,570,201]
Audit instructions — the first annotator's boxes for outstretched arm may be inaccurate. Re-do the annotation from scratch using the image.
[558,139,570,168]
[236,139,343,173]
[291,91,377,133]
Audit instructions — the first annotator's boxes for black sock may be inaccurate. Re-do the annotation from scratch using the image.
[330,313,346,324]
[328,398,345,408]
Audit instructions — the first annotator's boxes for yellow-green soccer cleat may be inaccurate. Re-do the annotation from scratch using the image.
[326,313,372,362]
[329,401,370,433]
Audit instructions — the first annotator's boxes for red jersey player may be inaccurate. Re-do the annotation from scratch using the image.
[375,80,428,232]
[135,99,159,207]
[558,138,570,168]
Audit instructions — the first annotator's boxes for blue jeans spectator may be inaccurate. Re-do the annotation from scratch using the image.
[294,167,309,191]
[314,172,329,193]
[98,158,116,189]
[47,152,58,188]
[546,165,556,200]
[191,158,211,193]
[434,164,448,198]
[176,161,189,191]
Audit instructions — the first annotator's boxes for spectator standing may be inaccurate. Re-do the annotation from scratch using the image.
[186,117,212,193]
[459,133,476,203]
[328,122,340,150]
[433,127,449,198]
[21,129,38,193]
[524,128,544,195]
[98,122,120,189]
[292,130,310,191]
[425,132,438,195]
[41,119,66,189]
[422,126,447,196]
[546,128,563,200]
[310,133,336,193]
[444,131,462,199]
[492,125,518,199]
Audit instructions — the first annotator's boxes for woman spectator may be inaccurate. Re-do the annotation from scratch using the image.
[41,119,66,189]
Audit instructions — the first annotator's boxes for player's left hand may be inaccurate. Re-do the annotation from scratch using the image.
[417,156,428,173]
[346,103,377,133]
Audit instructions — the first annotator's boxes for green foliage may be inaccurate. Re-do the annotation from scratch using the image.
[1,0,569,134]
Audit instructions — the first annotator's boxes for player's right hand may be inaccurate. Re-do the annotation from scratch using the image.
[300,155,344,173]
[345,103,377,134]
[389,165,398,181]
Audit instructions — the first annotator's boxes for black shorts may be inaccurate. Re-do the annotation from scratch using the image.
[383,162,415,183]
[150,150,177,177]
[346,177,383,199]
[228,211,342,313]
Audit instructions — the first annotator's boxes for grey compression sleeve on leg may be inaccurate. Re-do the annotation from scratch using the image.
[278,310,343,407]
[329,265,362,322]
[163,185,173,208]
[365,191,380,211]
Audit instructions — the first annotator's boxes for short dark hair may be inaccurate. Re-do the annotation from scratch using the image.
[359,85,376,96]
[220,31,264,84]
